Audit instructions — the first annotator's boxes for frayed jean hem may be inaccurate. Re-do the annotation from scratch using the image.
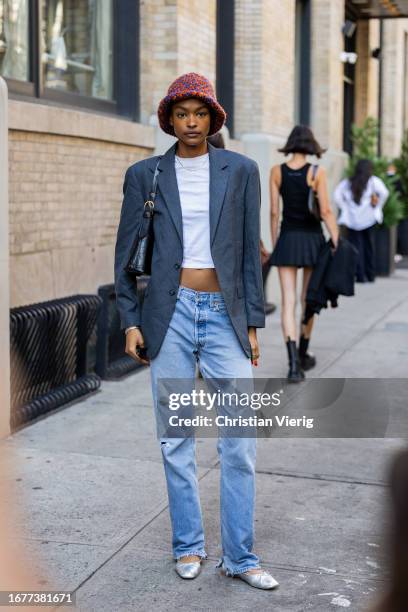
[174,550,208,562]
[216,558,261,577]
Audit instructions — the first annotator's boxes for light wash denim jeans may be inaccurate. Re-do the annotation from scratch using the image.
[149,285,261,576]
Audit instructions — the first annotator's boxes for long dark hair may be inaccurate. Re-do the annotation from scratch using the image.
[278,125,326,158]
[350,159,373,204]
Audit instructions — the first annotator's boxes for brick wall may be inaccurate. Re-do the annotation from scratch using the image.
[140,0,216,125]
[261,0,295,137]
[234,0,295,138]
[177,0,216,80]
[234,0,263,135]
[9,131,151,306]
[310,0,345,150]
[140,0,178,124]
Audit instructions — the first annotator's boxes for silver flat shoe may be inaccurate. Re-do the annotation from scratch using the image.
[237,570,279,590]
[175,559,202,580]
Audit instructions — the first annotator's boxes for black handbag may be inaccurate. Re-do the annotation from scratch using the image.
[123,158,161,277]
[308,164,321,221]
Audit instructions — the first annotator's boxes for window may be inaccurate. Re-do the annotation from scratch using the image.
[42,0,113,100]
[0,0,29,81]
[1,0,139,119]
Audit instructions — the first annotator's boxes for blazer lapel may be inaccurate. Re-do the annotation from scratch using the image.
[154,141,183,246]
[151,140,230,249]
[208,142,229,246]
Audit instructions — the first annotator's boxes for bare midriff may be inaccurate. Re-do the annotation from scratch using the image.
[179,267,221,292]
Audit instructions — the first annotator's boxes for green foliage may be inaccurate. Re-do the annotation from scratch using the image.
[345,117,404,227]
[382,173,405,227]
[349,116,378,167]
[394,128,408,219]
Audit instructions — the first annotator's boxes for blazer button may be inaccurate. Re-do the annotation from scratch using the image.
[174,263,180,269]
[169,289,176,295]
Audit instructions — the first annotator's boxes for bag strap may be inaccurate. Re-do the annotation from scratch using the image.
[145,157,162,208]
[308,164,319,195]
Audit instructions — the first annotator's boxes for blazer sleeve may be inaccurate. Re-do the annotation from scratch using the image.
[243,162,265,328]
[114,165,145,330]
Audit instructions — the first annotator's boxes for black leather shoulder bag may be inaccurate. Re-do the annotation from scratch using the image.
[123,157,162,277]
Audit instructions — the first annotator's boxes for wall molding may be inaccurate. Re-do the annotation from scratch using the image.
[8,99,155,148]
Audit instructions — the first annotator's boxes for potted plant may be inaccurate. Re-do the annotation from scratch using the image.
[346,118,404,276]
[395,129,408,255]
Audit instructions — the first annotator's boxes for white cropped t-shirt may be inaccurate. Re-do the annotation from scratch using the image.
[174,152,215,268]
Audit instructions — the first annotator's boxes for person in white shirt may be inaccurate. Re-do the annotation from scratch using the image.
[334,159,389,282]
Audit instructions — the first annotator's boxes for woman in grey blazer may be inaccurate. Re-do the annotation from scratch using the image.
[114,73,278,590]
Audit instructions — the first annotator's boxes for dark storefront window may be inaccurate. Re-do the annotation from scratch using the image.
[1,0,139,120]
[0,0,30,81]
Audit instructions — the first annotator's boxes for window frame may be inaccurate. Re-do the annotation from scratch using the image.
[2,0,139,120]
[342,5,357,155]
[216,0,235,137]
[294,0,311,126]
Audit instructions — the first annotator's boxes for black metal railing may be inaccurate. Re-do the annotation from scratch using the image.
[96,277,148,379]
[10,295,102,430]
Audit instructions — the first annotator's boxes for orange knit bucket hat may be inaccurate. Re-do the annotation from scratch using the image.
[157,72,227,137]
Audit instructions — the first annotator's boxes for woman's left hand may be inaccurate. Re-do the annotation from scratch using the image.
[248,327,260,366]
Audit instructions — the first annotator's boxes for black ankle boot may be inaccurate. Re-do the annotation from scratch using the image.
[298,335,316,371]
[286,338,305,382]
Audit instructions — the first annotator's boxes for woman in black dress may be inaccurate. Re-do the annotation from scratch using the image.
[269,125,339,381]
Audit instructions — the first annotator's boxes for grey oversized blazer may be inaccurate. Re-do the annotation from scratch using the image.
[114,140,265,360]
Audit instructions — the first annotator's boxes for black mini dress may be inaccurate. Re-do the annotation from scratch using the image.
[270,162,324,268]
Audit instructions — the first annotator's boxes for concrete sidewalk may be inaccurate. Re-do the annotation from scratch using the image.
[1,268,408,611]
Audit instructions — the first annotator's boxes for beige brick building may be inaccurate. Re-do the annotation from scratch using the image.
[1,0,408,435]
